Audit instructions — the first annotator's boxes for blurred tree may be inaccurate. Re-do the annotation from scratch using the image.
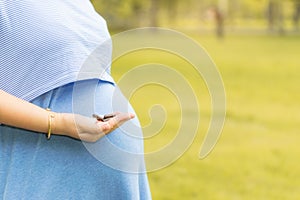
[161,0,179,25]
[277,1,285,35]
[266,0,285,34]
[293,0,300,30]
[89,0,299,35]
[210,5,225,38]
[131,0,145,27]
[217,0,227,38]
[149,0,159,27]
[267,0,277,31]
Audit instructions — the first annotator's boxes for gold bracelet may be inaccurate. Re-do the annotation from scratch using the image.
[46,108,55,140]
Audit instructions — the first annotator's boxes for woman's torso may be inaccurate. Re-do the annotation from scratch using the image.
[0,0,113,101]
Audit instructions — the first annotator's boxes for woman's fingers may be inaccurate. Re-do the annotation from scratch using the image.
[110,112,135,127]
[67,112,135,142]
[98,112,135,135]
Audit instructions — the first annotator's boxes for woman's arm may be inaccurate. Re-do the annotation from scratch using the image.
[0,90,134,142]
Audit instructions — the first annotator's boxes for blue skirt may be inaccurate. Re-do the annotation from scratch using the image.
[0,79,151,200]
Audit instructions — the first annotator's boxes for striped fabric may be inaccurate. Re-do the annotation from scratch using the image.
[0,0,113,101]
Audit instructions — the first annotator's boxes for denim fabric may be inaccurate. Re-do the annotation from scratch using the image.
[0,80,151,200]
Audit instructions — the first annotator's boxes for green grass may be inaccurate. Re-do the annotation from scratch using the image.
[111,34,300,200]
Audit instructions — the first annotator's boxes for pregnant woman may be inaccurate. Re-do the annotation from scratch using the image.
[0,1,151,199]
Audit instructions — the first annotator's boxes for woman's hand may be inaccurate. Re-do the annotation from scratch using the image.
[55,112,135,142]
[0,90,134,142]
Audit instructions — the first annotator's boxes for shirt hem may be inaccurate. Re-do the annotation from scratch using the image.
[22,71,115,102]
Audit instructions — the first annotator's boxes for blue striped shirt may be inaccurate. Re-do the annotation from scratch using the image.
[0,0,114,101]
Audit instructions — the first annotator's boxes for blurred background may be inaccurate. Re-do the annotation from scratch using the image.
[92,0,300,199]
[91,0,300,35]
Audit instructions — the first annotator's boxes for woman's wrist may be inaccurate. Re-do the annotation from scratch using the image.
[52,113,78,138]
[52,113,67,135]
